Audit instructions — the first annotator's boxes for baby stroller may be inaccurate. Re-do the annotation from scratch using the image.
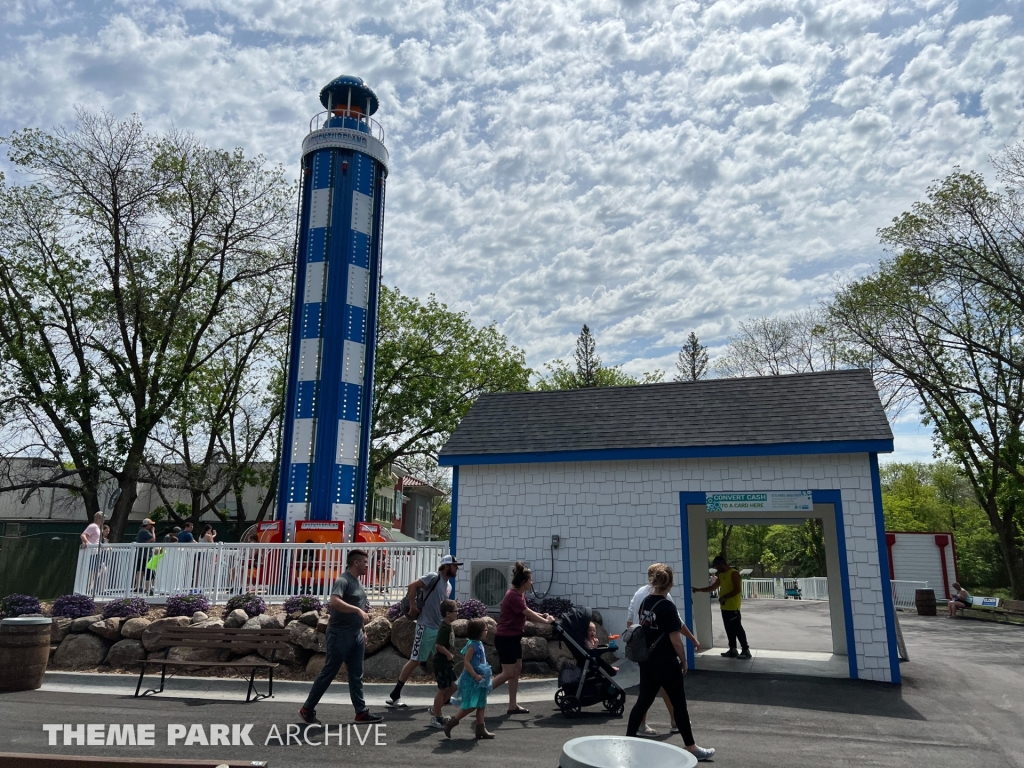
[551,606,626,718]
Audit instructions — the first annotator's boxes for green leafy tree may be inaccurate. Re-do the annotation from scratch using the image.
[831,146,1024,597]
[675,332,709,381]
[0,111,294,540]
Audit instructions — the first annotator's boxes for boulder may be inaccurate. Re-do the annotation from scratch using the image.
[521,636,549,662]
[522,661,553,675]
[484,645,501,672]
[190,611,209,624]
[390,617,416,658]
[259,613,285,630]
[191,618,224,630]
[362,647,407,680]
[52,632,111,669]
[141,616,191,651]
[233,653,266,667]
[258,642,305,666]
[160,645,221,672]
[224,609,249,628]
[70,615,103,633]
[305,653,326,677]
[120,617,151,640]
[50,617,73,644]
[524,620,553,639]
[288,621,326,652]
[547,638,575,670]
[286,611,302,624]
[364,617,392,655]
[297,611,320,627]
[88,617,123,641]
[451,619,469,638]
[104,639,147,668]
[480,616,497,645]
[591,610,603,626]
[242,616,262,630]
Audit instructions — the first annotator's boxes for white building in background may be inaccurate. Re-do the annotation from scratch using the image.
[439,369,903,683]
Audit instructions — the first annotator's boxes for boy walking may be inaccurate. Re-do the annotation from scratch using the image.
[429,600,459,729]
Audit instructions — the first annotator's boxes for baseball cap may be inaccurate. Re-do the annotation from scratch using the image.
[142,518,155,526]
[439,555,464,567]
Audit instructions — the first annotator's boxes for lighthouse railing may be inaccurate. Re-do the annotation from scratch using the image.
[308,111,385,143]
[73,540,449,607]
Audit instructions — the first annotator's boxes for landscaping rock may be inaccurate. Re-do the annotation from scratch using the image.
[70,615,103,633]
[481,616,497,645]
[141,616,190,651]
[591,610,603,625]
[162,645,221,672]
[233,653,266,667]
[297,611,320,627]
[191,618,224,630]
[547,638,575,670]
[364,617,392,655]
[390,617,416,657]
[242,616,262,630]
[485,645,501,672]
[288,621,326,652]
[120,617,151,640]
[522,661,552,675]
[104,639,146,668]
[363,647,407,679]
[258,641,304,666]
[49,644,59,661]
[88,617,123,641]
[524,620,553,639]
[286,611,302,624]
[521,636,549,661]
[52,632,111,669]
[259,613,285,630]
[50,617,72,644]
[451,619,469,637]
[306,653,326,677]
[190,612,209,624]
[224,609,249,628]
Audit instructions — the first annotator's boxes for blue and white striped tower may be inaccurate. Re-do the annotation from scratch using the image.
[276,76,388,540]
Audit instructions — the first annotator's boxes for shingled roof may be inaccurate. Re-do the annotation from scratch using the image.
[438,369,892,462]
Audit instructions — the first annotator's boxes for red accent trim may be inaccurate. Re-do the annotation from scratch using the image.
[885,533,896,580]
[950,534,961,584]
[934,536,951,599]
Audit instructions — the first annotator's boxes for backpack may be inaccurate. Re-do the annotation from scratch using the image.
[397,573,443,618]
[623,596,667,663]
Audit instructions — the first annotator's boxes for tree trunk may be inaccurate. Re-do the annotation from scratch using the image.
[108,469,140,542]
[992,515,1024,600]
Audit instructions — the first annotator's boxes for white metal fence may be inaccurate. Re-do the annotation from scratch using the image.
[890,580,930,610]
[73,541,449,606]
[740,577,830,601]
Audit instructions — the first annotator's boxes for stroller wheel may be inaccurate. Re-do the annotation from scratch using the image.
[604,689,626,716]
[555,689,567,709]
[561,695,582,718]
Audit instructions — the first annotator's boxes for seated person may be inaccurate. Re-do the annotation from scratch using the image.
[948,582,971,617]
[585,621,618,674]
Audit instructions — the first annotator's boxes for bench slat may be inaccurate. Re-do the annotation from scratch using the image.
[139,660,278,668]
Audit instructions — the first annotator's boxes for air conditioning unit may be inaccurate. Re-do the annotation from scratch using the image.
[468,561,523,611]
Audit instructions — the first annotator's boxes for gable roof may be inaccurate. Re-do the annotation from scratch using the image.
[438,369,893,465]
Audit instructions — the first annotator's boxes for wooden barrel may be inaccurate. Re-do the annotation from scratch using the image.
[0,616,52,691]
[915,588,937,616]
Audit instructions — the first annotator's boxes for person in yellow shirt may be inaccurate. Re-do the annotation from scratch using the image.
[692,556,751,659]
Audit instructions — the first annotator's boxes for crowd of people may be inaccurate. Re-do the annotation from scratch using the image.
[79,513,216,548]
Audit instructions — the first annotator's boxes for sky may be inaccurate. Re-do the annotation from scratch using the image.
[2,0,1022,465]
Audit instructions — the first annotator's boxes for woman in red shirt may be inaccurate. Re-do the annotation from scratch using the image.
[491,562,555,714]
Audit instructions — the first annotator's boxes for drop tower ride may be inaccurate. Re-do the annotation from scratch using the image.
[276,76,388,540]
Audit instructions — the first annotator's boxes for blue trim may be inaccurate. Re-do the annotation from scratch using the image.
[439,439,894,467]
[678,489,859,679]
[870,453,902,684]
[450,466,459,598]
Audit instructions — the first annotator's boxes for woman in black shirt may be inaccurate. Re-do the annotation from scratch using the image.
[626,564,715,761]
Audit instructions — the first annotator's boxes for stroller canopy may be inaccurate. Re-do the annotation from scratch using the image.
[558,605,593,646]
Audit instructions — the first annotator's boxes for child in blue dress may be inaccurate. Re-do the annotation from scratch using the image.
[443,618,494,739]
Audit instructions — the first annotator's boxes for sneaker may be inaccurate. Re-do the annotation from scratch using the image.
[738,649,752,659]
[385,697,408,709]
[428,716,447,729]
[690,746,716,762]
[720,649,739,658]
[670,724,679,734]
[298,708,321,725]
[354,710,384,723]
[638,724,658,736]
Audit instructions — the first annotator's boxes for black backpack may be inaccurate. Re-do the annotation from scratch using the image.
[623,596,667,663]
[397,572,442,618]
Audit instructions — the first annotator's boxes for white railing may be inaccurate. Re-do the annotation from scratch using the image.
[891,580,929,610]
[741,577,830,601]
[308,111,385,142]
[73,541,449,606]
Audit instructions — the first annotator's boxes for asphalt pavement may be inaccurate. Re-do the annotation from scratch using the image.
[1,602,1021,768]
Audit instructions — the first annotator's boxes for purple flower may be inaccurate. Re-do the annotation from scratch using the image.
[101,597,150,619]
[225,592,267,618]
[0,593,41,618]
[526,596,573,618]
[164,594,211,618]
[385,601,403,621]
[456,598,489,620]
[284,595,323,615]
[52,593,98,619]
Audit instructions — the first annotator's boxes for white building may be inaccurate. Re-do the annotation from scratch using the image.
[439,369,902,683]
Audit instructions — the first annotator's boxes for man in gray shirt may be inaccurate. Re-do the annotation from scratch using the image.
[300,549,383,725]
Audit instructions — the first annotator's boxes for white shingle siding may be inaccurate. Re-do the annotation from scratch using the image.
[455,452,895,683]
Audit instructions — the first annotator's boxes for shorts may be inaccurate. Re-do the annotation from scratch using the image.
[435,663,457,690]
[410,625,439,662]
[494,634,523,666]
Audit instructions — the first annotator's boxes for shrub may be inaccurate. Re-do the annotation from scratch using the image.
[283,595,323,615]
[526,595,573,618]
[102,597,150,619]
[457,598,488,619]
[0,593,41,618]
[164,593,211,618]
[385,601,403,621]
[226,592,267,618]
[52,593,97,619]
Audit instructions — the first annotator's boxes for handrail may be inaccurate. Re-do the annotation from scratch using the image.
[308,111,385,143]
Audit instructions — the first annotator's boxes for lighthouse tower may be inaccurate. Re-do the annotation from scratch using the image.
[276,76,389,540]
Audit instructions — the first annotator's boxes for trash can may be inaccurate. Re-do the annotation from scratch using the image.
[915,588,937,616]
[0,616,53,691]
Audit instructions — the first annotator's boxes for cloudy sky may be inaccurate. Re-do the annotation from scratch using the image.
[2,0,1022,463]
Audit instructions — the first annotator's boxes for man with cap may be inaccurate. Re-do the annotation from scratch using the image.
[692,555,751,658]
[162,526,182,543]
[386,553,463,722]
[134,518,156,590]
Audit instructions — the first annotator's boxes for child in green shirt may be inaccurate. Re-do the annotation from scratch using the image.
[429,599,459,729]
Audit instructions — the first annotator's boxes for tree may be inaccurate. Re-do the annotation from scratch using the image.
[716,309,844,378]
[675,332,709,381]
[831,146,1024,597]
[536,324,664,389]
[0,111,294,540]
[371,285,531,486]
[575,324,600,387]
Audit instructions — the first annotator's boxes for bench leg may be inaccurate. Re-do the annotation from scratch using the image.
[135,665,146,697]
[139,665,168,697]
[246,667,274,703]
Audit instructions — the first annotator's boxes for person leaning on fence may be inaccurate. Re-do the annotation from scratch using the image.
[387,554,462,708]
[299,548,384,726]
[626,564,715,761]
[948,582,971,618]
[692,555,751,659]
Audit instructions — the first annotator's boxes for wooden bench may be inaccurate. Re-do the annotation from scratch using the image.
[0,755,267,767]
[135,626,292,702]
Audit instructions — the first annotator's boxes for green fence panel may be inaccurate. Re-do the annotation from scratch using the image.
[0,537,81,599]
